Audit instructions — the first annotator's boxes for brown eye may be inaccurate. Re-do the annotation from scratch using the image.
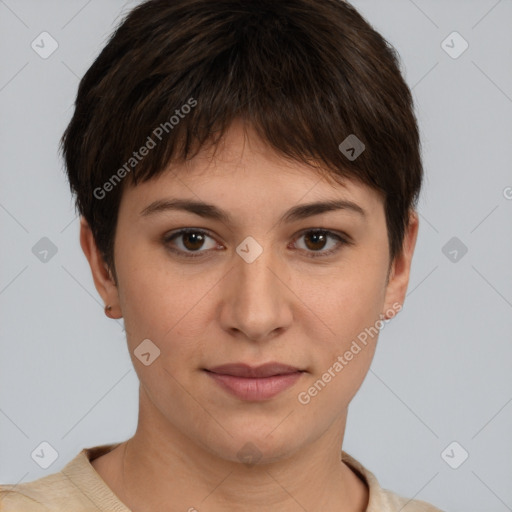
[181,231,206,251]
[164,229,219,257]
[303,231,329,251]
[293,229,349,258]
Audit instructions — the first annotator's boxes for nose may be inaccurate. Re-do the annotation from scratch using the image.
[218,241,293,342]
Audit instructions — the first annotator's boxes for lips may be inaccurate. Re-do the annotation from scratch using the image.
[205,362,303,378]
[204,362,305,400]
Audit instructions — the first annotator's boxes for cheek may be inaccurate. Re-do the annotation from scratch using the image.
[297,282,383,412]
[303,252,387,382]
[117,255,218,364]
[322,260,386,337]
[332,282,384,342]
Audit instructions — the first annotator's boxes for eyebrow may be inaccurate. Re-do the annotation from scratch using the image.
[140,197,366,224]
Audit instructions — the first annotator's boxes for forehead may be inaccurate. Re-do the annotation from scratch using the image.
[119,120,384,221]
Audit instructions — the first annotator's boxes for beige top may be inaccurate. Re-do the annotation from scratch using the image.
[0,443,443,511]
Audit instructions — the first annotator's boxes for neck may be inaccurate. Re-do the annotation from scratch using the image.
[111,388,368,512]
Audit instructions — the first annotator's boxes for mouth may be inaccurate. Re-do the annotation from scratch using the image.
[204,362,305,378]
[203,362,305,401]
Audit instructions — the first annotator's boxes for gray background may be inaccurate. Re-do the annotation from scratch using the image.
[1,1,511,511]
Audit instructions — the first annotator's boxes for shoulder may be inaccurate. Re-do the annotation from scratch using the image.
[0,472,72,511]
[0,467,111,511]
[1,486,45,511]
[341,450,445,512]
[380,487,445,512]
[1,443,129,512]
[1,450,98,511]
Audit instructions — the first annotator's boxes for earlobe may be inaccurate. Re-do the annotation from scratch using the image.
[382,211,419,318]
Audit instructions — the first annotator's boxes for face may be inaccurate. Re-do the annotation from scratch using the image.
[81,120,418,465]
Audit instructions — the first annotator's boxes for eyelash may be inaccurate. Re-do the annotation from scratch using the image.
[162,228,352,259]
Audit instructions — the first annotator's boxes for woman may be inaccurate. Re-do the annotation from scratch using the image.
[0,0,443,510]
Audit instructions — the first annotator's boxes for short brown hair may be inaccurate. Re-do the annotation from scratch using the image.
[60,0,423,282]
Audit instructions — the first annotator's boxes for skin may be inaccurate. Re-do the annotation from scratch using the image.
[81,119,418,512]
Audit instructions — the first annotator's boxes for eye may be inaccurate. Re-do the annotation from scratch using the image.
[292,229,350,258]
[163,228,220,258]
[163,228,351,259]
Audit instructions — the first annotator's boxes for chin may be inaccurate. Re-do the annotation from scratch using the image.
[200,425,307,466]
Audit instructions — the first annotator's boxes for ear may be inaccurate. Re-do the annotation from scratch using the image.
[382,211,419,318]
[79,216,122,319]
